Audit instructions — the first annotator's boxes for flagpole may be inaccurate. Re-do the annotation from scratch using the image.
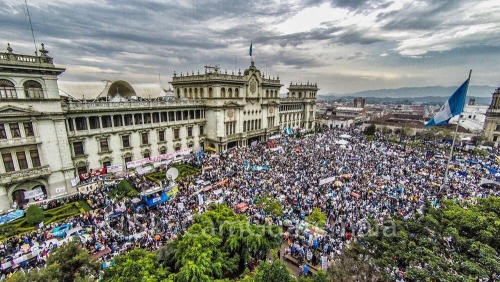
[441,69,472,193]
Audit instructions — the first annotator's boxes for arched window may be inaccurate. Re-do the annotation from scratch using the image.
[0,79,17,98]
[228,88,233,98]
[208,87,213,98]
[221,87,226,98]
[194,88,198,99]
[275,90,278,97]
[183,88,188,98]
[24,80,43,98]
[177,89,181,98]
[266,90,269,98]
[200,88,204,98]
[189,88,193,99]
[235,88,239,98]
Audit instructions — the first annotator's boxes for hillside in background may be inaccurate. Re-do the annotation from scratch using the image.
[319,85,495,105]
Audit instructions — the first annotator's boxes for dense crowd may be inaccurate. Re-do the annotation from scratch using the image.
[1,127,498,280]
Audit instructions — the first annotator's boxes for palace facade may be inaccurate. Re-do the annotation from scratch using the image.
[0,44,318,210]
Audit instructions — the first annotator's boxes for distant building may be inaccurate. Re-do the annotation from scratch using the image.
[353,97,365,109]
[483,87,500,143]
[449,104,487,134]
[366,113,472,136]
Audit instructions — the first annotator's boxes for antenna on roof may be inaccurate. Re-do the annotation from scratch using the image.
[24,0,38,56]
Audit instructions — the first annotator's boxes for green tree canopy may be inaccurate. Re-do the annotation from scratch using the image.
[253,259,293,282]
[102,248,170,282]
[25,205,44,225]
[305,207,326,228]
[256,196,283,217]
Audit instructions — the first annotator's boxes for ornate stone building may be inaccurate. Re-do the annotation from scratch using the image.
[483,87,500,143]
[0,45,317,210]
[0,44,74,210]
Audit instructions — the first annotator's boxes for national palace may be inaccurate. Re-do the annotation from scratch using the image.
[0,43,318,210]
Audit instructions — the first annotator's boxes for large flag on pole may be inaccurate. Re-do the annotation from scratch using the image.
[424,78,470,127]
[249,43,253,56]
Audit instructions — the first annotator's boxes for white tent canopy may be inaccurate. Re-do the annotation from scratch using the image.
[339,134,352,139]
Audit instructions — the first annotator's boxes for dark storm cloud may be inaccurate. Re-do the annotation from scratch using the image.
[333,0,368,9]
[378,0,467,31]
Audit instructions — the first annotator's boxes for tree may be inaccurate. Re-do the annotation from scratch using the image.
[161,204,281,281]
[253,259,293,282]
[363,124,376,136]
[102,248,170,282]
[256,196,283,217]
[26,205,44,225]
[355,197,500,281]
[305,207,326,228]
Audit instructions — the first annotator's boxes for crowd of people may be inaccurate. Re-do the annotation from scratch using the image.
[1,127,498,280]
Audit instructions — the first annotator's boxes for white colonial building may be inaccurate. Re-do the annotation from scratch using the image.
[0,44,318,210]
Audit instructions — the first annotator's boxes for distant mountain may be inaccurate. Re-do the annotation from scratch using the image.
[319,85,495,99]
[318,95,492,105]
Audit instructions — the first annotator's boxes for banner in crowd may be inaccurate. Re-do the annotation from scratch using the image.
[269,134,281,140]
[136,166,154,175]
[126,158,150,169]
[23,187,44,199]
[204,145,216,152]
[166,186,179,197]
[0,209,24,225]
[252,166,268,171]
[127,148,193,169]
[318,176,335,185]
[79,167,107,180]
[107,164,123,173]
[269,146,283,152]
[71,176,80,187]
[198,193,203,206]
[217,179,229,186]
[321,255,328,270]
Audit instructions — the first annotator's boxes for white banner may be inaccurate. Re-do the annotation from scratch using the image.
[321,255,328,270]
[136,166,153,175]
[319,176,335,186]
[126,158,150,169]
[269,146,283,152]
[24,187,44,199]
[198,193,204,206]
[107,164,123,173]
[71,176,80,187]
[126,148,193,169]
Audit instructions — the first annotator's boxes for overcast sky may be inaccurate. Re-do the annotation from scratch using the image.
[1,0,499,94]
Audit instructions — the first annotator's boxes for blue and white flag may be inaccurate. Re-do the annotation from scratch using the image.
[424,78,469,127]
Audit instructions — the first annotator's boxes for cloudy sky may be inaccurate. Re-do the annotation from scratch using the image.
[1,0,499,94]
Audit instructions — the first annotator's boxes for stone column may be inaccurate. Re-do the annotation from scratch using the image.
[86,117,90,133]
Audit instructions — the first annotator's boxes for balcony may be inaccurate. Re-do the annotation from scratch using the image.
[0,165,51,185]
[0,136,40,149]
[62,100,205,113]
[0,52,55,68]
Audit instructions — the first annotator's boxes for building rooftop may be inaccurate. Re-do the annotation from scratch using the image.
[58,80,170,101]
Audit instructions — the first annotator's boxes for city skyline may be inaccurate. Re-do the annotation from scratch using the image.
[1,0,499,94]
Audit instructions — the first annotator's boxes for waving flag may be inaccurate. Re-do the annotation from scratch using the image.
[424,78,470,127]
[249,43,252,56]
